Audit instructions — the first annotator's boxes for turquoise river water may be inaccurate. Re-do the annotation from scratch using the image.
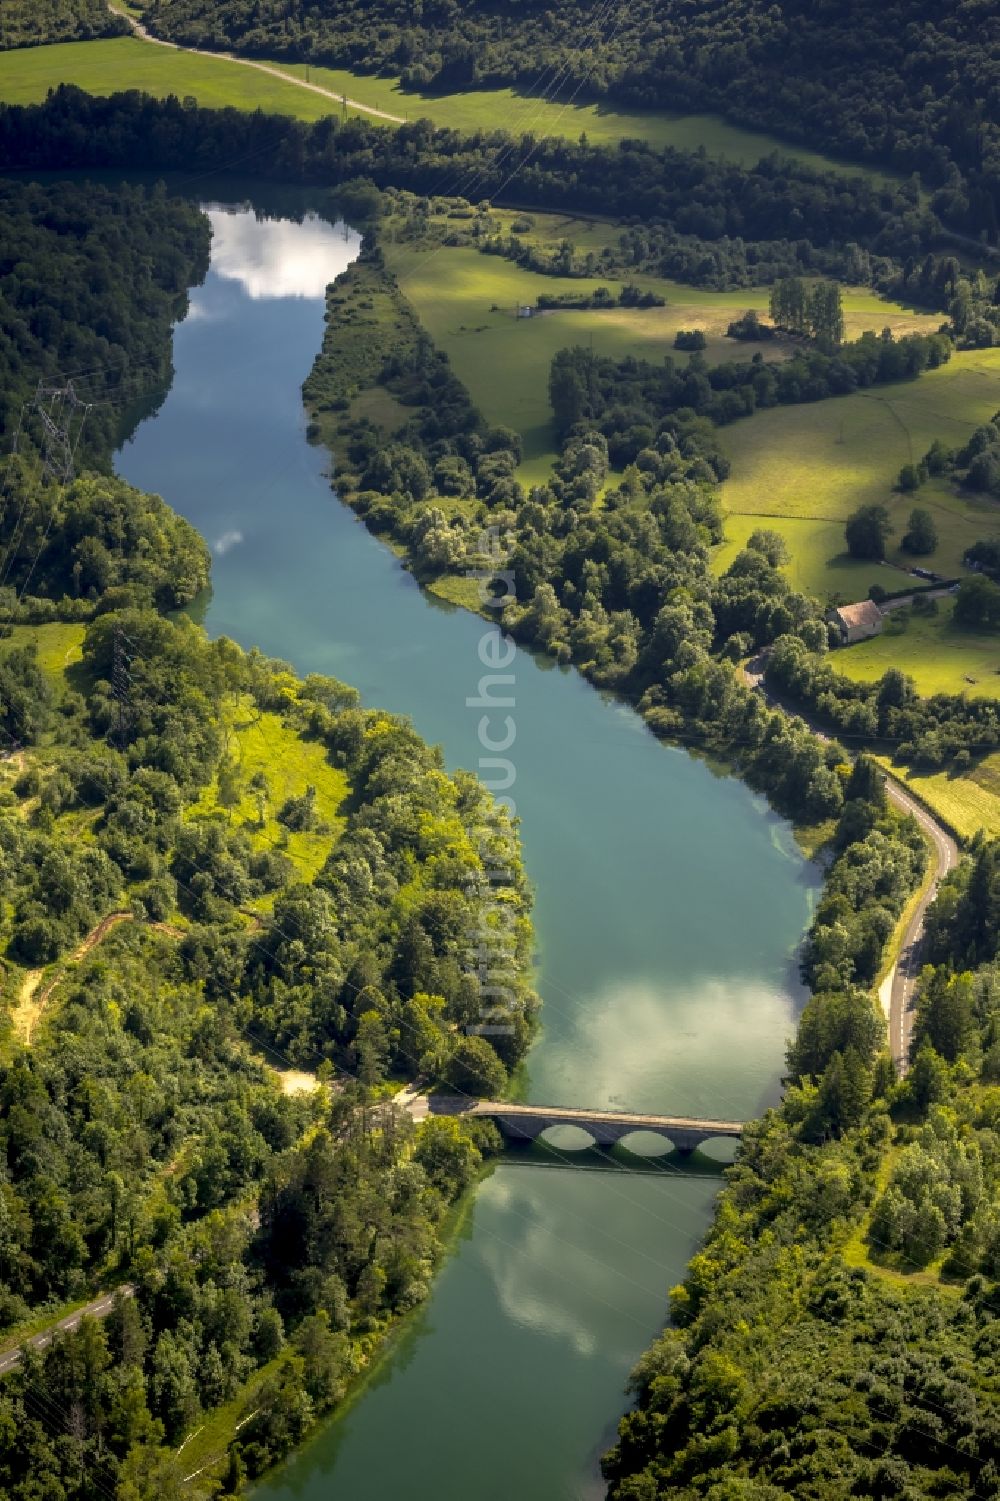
[114,189,818,1501]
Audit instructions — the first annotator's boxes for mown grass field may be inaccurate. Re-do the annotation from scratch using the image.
[185,694,348,890]
[291,62,898,176]
[876,754,1000,840]
[836,599,1000,698]
[0,37,352,119]
[391,242,936,483]
[714,349,1000,601]
[0,32,899,180]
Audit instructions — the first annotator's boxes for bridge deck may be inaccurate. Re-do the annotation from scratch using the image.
[470,1102,743,1134]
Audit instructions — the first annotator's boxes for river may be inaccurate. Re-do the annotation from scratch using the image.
[114,188,818,1500]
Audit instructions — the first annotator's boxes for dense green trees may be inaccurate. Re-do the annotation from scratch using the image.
[0,0,125,50]
[0,179,210,469]
[0,543,530,1499]
[0,462,210,615]
[0,88,942,270]
[141,0,1000,240]
[925,838,1000,970]
[799,760,925,995]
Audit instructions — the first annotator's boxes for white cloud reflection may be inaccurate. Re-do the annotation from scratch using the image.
[535,974,796,1125]
[205,209,360,299]
[212,529,244,555]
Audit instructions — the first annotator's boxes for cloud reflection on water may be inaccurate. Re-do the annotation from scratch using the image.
[204,209,360,299]
[533,974,796,1122]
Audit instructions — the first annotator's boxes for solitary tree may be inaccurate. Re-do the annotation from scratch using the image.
[845,504,892,560]
[901,507,938,554]
[955,574,1000,628]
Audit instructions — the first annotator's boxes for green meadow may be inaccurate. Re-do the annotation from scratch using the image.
[289,61,898,176]
[385,236,999,701]
[185,694,349,892]
[836,599,1000,699]
[714,349,1000,600]
[0,621,85,679]
[0,33,896,182]
[0,38,353,118]
[876,754,1000,841]
[390,240,940,484]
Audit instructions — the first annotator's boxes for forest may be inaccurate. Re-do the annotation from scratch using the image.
[0,178,211,468]
[0,1,125,52]
[0,460,210,614]
[139,0,1000,239]
[0,607,532,1496]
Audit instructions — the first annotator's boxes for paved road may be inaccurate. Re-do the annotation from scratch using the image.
[880,585,958,614]
[743,653,960,1076]
[0,1286,135,1377]
[108,3,404,122]
[882,778,959,1074]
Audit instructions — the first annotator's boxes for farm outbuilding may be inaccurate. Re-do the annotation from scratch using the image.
[827,599,885,645]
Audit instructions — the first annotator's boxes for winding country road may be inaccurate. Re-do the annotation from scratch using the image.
[108,3,404,123]
[743,653,960,1076]
[881,779,959,1074]
[0,1287,135,1377]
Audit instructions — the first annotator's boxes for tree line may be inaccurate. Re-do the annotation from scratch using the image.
[0,87,943,270]
[547,325,952,464]
[0,0,124,50]
[139,0,1000,241]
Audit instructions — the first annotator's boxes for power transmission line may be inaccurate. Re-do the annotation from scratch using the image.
[111,623,135,753]
[0,376,93,612]
[31,378,92,488]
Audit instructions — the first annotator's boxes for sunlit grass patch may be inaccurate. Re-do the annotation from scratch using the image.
[186,695,349,887]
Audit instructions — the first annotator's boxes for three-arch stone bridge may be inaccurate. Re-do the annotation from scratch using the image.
[412,1096,744,1156]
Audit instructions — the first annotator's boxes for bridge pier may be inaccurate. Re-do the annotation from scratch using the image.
[660,1130,709,1156]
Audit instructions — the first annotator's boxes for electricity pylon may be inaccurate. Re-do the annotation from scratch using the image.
[32,378,91,486]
